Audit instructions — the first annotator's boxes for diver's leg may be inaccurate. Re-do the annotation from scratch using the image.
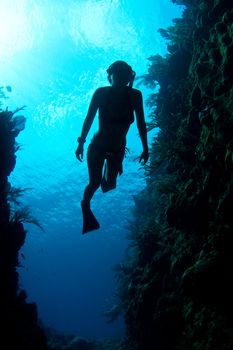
[81,145,104,233]
[83,144,104,205]
[101,160,117,192]
[101,150,124,193]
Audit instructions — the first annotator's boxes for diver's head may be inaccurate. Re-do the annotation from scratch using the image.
[107,60,136,88]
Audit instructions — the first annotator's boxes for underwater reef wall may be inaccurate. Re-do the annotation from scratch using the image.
[0,104,48,349]
[118,1,233,349]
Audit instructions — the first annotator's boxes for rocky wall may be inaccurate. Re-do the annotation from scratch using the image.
[119,1,233,349]
[0,107,48,349]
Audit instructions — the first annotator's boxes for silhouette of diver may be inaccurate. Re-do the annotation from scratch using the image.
[75,60,149,234]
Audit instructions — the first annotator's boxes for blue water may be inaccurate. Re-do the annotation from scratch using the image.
[0,0,183,341]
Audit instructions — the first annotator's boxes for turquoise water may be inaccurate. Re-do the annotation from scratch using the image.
[0,0,182,341]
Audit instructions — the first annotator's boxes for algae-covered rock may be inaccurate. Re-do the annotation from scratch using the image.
[118,1,233,349]
[0,106,48,349]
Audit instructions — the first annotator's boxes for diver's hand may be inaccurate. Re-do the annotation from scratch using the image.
[139,149,149,165]
[75,144,84,162]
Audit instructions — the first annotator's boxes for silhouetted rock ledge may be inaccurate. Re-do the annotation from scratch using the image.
[0,108,48,349]
[45,327,122,350]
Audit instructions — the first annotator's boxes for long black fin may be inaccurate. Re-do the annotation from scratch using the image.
[81,201,100,234]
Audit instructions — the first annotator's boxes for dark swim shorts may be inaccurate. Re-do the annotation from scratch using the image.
[87,142,125,193]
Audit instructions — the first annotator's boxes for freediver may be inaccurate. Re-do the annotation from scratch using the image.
[75,60,149,234]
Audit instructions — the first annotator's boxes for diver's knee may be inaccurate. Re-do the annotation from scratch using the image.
[101,178,116,193]
[90,181,101,191]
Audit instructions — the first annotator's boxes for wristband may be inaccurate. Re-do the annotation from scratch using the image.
[77,137,86,144]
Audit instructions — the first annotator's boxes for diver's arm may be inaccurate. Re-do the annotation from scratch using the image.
[75,90,99,162]
[80,90,99,141]
[134,90,149,164]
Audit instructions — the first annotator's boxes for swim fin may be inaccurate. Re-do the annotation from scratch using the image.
[81,200,100,234]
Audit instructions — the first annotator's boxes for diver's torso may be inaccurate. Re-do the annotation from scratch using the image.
[92,124,129,152]
[92,86,135,151]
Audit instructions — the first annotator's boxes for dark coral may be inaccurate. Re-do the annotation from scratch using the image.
[117,1,233,349]
[0,108,48,349]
